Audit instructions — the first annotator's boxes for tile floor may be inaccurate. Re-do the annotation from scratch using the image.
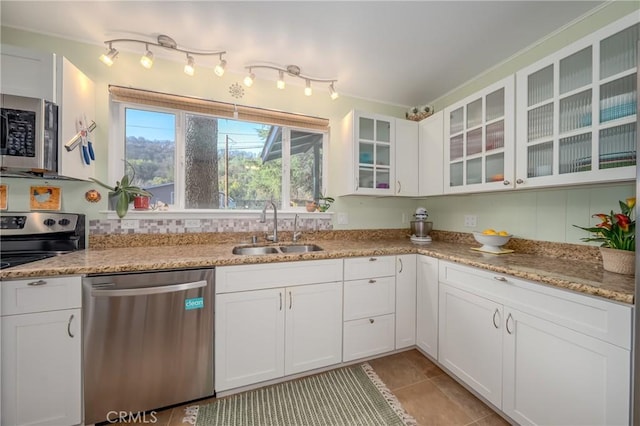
[113,349,510,426]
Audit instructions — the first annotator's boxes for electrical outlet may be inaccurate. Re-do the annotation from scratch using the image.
[337,212,349,225]
[120,219,138,230]
[185,219,201,228]
[464,215,477,227]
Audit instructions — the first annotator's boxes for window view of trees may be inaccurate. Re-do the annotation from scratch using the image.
[124,107,324,210]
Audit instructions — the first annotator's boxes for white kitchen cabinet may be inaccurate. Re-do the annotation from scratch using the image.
[394,119,419,196]
[416,255,438,359]
[0,44,56,101]
[395,254,416,349]
[515,12,639,189]
[215,260,343,392]
[343,256,396,361]
[418,111,444,196]
[1,276,82,426]
[444,75,516,194]
[438,261,631,425]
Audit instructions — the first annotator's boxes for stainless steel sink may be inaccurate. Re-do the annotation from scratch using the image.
[232,246,280,255]
[278,244,323,253]
[232,244,323,255]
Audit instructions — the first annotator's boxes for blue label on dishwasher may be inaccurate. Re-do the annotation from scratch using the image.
[185,297,204,310]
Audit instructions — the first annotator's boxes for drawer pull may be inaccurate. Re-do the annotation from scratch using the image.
[369,318,375,324]
[369,279,376,284]
[289,291,292,309]
[493,276,507,282]
[369,258,378,262]
[492,309,500,329]
[67,314,75,338]
[398,258,403,273]
[279,292,282,311]
[27,279,47,286]
[506,313,514,335]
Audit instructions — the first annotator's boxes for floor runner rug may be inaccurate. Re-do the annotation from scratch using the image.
[183,363,417,426]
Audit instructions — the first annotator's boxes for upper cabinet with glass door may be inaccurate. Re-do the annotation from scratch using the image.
[515,12,638,188]
[444,76,515,194]
[338,110,395,195]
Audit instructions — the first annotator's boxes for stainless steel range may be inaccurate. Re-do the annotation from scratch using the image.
[0,211,85,269]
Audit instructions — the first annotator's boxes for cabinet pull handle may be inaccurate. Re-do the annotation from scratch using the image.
[398,258,403,273]
[67,314,75,338]
[516,179,524,184]
[493,276,507,282]
[355,177,359,191]
[503,180,511,186]
[397,180,401,193]
[279,292,282,311]
[369,318,374,324]
[289,291,292,309]
[506,313,514,334]
[369,279,376,284]
[369,257,377,262]
[492,309,499,329]
[27,279,47,286]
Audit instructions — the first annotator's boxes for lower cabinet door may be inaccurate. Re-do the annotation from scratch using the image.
[215,288,285,391]
[285,282,343,375]
[395,255,417,349]
[343,314,395,362]
[416,255,438,358]
[502,307,630,426]
[2,308,81,426]
[438,283,503,408]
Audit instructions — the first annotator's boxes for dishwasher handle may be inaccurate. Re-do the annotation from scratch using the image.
[91,280,207,297]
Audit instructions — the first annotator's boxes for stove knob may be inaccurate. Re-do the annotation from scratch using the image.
[58,218,71,226]
[43,218,56,227]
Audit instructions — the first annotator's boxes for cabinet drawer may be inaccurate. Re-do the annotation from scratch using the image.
[344,256,395,281]
[343,314,395,362]
[344,276,395,320]
[1,276,82,315]
[216,259,342,293]
[439,261,632,349]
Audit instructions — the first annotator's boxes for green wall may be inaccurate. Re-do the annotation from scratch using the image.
[1,0,638,241]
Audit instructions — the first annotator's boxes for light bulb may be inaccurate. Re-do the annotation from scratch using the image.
[244,71,255,87]
[214,59,227,77]
[304,80,312,96]
[184,55,195,76]
[329,83,339,100]
[99,47,118,66]
[140,49,154,69]
[277,71,285,90]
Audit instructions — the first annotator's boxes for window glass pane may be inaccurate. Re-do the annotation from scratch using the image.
[185,114,219,209]
[218,119,280,209]
[289,130,323,207]
[125,108,176,205]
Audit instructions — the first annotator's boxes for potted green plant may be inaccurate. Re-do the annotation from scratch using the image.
[90,163,152,218]
[316,195,335,212]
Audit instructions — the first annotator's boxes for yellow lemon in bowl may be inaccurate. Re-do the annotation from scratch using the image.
[482,229,497,235]
[498,230,510,236]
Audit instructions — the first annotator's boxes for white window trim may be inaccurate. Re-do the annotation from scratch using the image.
[107,98,330,217]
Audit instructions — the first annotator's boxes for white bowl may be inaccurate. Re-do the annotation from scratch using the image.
[473,232,512,252]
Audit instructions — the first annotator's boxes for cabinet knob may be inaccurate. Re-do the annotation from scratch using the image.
[369,257,378,262]
[493,276,507,282]
[369,279,377,284]
[369,318,375,324]
[516,179,524,184]
[503,180,511,186]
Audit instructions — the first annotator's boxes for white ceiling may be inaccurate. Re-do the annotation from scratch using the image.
[1,1,605,107]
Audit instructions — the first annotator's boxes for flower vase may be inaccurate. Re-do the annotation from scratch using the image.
[600,247,635,275]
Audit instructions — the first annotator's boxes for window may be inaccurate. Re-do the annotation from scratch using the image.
[113,102,327,211]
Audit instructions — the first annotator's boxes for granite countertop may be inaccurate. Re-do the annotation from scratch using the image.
[0,236,634,305]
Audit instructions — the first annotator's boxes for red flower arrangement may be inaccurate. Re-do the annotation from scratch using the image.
[574,198,636,252]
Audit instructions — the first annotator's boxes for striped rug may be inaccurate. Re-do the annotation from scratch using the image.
[183,363,417,426]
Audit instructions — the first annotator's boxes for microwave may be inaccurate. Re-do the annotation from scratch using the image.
[1,94,58,174]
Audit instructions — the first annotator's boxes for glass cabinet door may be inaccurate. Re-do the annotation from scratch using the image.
[517,15,638,187]
[444,75,515,193]
[356,114,393,192]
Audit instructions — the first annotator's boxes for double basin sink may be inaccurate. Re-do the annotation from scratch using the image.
[232,244,323,255]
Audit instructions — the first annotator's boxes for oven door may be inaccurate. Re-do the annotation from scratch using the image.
[0,94,45,170]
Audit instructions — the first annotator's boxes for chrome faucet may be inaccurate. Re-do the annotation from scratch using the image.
[292,214,301,242]
[260,200,278,242]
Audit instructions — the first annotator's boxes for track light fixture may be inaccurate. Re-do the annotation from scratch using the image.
[99,34,226,78]
[243,64,338,100]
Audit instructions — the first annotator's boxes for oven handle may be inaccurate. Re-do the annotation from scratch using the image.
[91,280,207,297]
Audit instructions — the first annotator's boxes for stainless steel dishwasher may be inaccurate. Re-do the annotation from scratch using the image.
[82,268,214,425]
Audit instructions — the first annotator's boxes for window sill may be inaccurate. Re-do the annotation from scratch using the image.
[103,209,334,221]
